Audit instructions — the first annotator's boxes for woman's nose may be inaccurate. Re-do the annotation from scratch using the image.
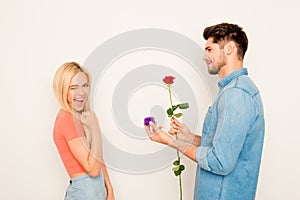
[77,86,85,95]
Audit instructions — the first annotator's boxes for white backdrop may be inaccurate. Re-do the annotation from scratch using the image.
[1,0,300,199]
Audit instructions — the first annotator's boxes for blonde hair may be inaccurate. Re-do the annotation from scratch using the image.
[53,62,91,115]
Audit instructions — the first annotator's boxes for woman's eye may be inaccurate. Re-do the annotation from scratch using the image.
[83,83,89,88]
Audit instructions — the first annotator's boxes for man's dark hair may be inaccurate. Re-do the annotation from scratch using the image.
[203,23,248,59]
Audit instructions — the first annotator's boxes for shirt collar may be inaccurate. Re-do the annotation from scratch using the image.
[218,68,248,88]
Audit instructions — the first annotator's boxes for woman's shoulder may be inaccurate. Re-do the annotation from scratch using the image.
[56,109,74,119]
[54,110,76,126]
[53,110,82,138]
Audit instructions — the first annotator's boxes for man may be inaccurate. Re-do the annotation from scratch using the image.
[145,23,265,200]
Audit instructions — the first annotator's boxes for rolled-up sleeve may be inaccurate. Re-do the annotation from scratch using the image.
[196,88,254,175]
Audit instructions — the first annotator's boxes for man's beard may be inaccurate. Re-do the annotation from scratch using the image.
[208,64,219,75]
[208,54,226,75]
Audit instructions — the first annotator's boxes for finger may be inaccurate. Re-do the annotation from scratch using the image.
[149,121,160,133]
[171,117,181,126]
[144,125,158,142]
[79,115,86,123]
[172,117,181,126]
[170,123,180,130]
[171,117,176,123]
[80,113,89,121]
[81,111,89,116]
[144,125,152,136]
[168,128,176,135]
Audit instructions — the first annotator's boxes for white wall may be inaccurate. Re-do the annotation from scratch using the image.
[1,0,299,199]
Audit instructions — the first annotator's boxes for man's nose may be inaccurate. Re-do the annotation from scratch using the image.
[202,53,208,60]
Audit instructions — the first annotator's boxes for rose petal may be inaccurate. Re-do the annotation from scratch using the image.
[163,76,175,84]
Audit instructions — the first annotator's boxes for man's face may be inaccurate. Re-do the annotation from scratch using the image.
[203,37,227,75]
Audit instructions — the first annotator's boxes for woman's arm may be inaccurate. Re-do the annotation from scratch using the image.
[68,135,102,177]
[101,162,115,200]
[68,112,103,177]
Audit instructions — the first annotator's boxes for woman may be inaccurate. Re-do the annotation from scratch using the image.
[53,62,114,200]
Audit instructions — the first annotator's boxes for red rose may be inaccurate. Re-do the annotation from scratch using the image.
[163,76,175,84]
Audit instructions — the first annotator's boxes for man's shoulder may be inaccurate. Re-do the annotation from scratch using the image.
[233,75,259,97]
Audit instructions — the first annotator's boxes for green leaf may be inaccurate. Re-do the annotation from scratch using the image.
[173,160,180,166]
[172,105,179,111]
[174,170,181,176]
[174,113,183,118]
[172,166,179,171]
[179,165,185,171]
[167,108,173,116]
[179,103,189,109]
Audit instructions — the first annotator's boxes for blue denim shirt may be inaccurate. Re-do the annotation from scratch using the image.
[194,68,265,200]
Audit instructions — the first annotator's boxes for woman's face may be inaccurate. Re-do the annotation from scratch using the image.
[67,71,90,112]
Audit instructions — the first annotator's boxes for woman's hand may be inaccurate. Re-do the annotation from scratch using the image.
[80,111,100,132]
[106,187,115,200]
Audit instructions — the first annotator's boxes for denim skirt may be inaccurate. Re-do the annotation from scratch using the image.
[65,172,106,200]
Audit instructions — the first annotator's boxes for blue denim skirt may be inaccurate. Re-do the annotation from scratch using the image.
[65,172,106,200]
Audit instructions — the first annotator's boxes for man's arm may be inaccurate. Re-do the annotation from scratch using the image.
[168,138,198,162]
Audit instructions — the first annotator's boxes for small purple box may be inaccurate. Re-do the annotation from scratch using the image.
[144,117,155,126]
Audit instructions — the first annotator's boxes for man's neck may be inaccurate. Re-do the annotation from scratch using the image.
[218,60,243,79]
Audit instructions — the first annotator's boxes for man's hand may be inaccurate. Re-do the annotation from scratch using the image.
[169,117,201,147]
[145,120,198,162]
[169,118,192,141]
[144,122,173,145]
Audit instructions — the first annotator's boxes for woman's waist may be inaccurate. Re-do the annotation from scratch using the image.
[69,170,103,183]
[69,172,87,179]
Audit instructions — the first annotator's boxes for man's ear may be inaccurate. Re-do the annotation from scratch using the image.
[224,41,235,55]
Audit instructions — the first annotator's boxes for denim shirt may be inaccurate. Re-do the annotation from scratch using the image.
[194,68,265,200]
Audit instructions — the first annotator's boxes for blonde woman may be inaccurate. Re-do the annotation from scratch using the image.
[53,62,114,200]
